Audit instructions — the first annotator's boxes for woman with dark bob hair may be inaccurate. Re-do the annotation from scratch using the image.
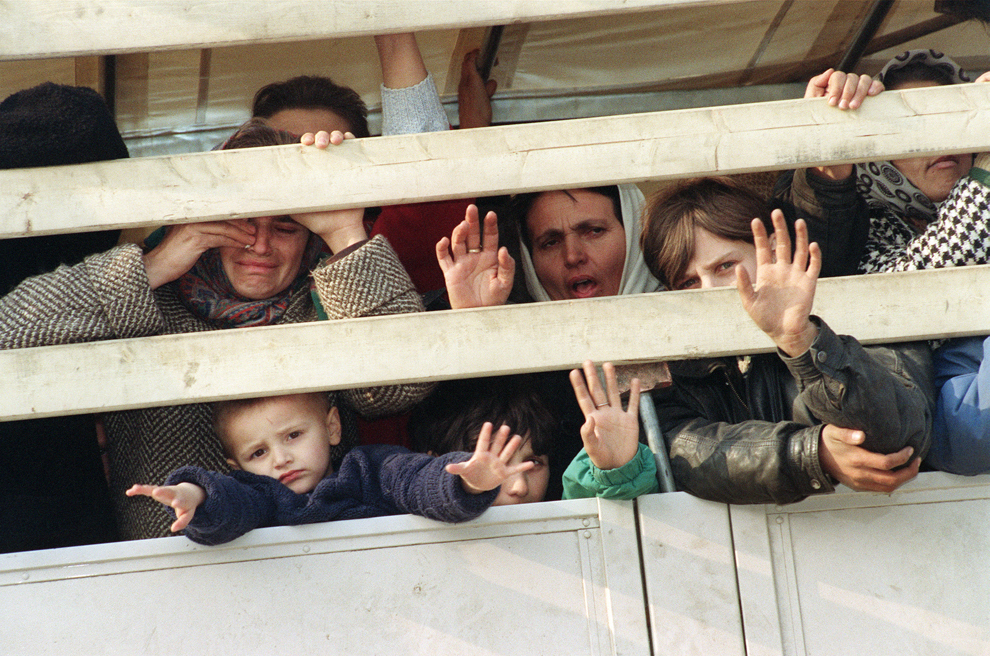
[614,177,935,504]
[0,119,432,540]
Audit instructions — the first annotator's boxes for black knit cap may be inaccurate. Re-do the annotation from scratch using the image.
[0,81,128,169]
[0,82,129,552]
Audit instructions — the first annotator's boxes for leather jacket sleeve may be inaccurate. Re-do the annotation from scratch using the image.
[773,168,871,278]
[654,319,934,506]
[783,318,934,460]
[653,359,833,505]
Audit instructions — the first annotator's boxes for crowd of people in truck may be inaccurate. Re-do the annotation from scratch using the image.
[2,33,989,551]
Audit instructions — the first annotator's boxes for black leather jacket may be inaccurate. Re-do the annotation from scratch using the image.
[652,318,934,505]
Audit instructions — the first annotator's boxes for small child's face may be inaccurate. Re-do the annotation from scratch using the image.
[224,394,341,494]
[493,438,550,506]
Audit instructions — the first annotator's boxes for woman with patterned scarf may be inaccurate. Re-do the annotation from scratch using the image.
[777,49,990,275]
[778,50,990,477]
[0,119,432,540]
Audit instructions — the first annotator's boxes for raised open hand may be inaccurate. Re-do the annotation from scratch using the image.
[569,361,641,471]
[736,210,821,357]
[445,423,534,494]
[436,204,514,309]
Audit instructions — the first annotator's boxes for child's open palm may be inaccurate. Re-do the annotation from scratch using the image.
[446,423,534,494]
[126,482,206,533]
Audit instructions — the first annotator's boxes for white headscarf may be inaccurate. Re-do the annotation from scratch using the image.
[519,184,662,301]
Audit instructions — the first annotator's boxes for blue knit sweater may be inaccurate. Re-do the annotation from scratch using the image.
[165,445,497,545]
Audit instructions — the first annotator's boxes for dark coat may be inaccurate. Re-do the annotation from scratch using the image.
[166,445,497,545]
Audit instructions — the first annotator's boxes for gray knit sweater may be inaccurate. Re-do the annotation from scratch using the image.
[0,236,431,539]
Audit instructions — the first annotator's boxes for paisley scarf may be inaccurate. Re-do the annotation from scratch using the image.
[854,49,971,231]
[177,235,326,328]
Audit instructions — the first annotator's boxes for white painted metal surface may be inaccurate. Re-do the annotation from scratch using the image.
[731,472,990,656]
[637,493,746,656]
[0,499,649,656]
[5,475,988,655]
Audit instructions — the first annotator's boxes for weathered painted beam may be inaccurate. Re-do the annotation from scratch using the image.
[2,83,987,238]
[0,0,744,61]
[2,265,988,421]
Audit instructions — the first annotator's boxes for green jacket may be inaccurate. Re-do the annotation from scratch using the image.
[562,443,658,500]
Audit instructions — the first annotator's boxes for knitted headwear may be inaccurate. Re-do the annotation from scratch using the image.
[854,50,970,230]
[0,82,129,294]
[0,82,128,169]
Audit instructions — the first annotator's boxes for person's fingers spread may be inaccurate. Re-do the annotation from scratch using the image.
[751,218,772,266]
[771,210,792,264]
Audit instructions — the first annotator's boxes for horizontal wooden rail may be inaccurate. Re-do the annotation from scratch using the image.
[0,0,745,61]
[3,265,989,421]
[2,83,989,238]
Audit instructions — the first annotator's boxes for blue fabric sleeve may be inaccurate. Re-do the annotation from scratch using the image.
[929,336,990,475]
[561,443,659,500]
[165,466,283,545]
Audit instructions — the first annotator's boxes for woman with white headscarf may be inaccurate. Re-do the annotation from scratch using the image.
[436,184,660,309]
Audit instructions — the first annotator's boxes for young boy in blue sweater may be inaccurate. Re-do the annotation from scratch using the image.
[127,392,533,545]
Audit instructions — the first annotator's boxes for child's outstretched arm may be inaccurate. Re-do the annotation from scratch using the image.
[736,210,822,357]
[436,204,515,309]
[570,361,641,470]
[126,482,206,533]
[445,422,532,494]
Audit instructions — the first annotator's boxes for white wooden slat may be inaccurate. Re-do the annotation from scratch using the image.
[2,83,989,238]
[0,0,747,61]
[3,265,989,421]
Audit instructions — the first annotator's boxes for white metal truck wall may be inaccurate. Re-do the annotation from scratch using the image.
[0,498,650,656]
[732,472,990,656]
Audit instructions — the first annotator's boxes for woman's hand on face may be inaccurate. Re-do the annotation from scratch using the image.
[736,211,821,358]
[569,361,641,472]
[299,130,353,149]
[142,221,256,290]
[805,68,883,181]
[436,204,514,309]
[292,208,367,254]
